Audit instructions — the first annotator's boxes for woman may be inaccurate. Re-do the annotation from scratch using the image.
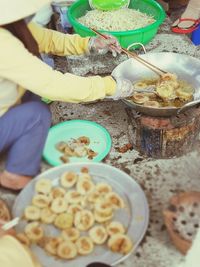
[0,0,134,191]
[171,0,200,33]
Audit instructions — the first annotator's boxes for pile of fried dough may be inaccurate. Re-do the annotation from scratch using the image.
[16,167,133,260]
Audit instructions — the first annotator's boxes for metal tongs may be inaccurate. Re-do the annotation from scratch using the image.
[90,28,167,77]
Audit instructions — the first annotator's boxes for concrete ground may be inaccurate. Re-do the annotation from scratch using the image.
[1,8,200,267]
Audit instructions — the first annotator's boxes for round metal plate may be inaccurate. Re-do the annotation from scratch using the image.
[12,162,149,267]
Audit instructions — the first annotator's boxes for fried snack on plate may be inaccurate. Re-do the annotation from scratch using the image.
[87,190,102,204]
[65,191,83,204]
[105,192,125,209]
[78,172,92,180]
[25,222,44,242]
[76,178,95,195]
[68,204,83,216]
[35,178,52,195]
[106,221,125,236]
[77,136,90,145]
[16,232,31,246]
[44,237,62,255]
[40,208,56,224]
[89,225,108,245]
[57,241,78,259]
[54,213,73,230]
[96,183,112,195]
[50,197,68,214]
[24,205,41,221]
[75,236,94,255]
[32,194,51,208]
[74,146,88,158]
[108,234,133,254]
[94,210,113,223]
[60,171,78,188]
[0,200,11,221]
[55,141,67,152]
[61,227,80,242]
[95,200,113,217]
[74,210,95,231]
[49,187,66,199]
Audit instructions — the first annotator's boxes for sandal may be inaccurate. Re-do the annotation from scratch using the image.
[171,18,200,34]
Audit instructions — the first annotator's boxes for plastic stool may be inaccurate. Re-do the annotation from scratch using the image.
[191,24,200,45]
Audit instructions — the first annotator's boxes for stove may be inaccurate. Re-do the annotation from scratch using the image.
[128,106,200,158]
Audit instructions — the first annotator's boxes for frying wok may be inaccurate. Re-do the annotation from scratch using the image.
[112,52,200,117]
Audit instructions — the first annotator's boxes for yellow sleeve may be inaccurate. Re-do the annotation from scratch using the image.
[0,28,116,103]
[0,235,41,267]
[28,22,90,56]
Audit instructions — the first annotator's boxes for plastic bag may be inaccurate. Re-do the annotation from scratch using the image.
[89,0,130,11]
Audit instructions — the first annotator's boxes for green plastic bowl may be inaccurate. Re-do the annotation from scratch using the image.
[68,0,166,49]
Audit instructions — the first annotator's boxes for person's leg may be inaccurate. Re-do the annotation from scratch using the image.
[0,101,51,190]
[172,0,200,30]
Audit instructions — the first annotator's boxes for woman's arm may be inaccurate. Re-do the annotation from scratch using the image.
[28,22,90,56]
[0,28,116,103]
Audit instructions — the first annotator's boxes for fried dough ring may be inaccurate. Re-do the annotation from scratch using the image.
[95,183,112,195]
[65,191,83,204]
[95,200,113,217]
[57,241,78,259]
[25,222,44,242]
[54,213,74,230]
[32,194,51,208]
[60,171,78,188]
[35,179,52,195]
[68,204,83,216]
[50,197,68,214]
[24,205,41,221]
[0,200,11,221]
[76,179,95,195]
[49,187,66,199]
[89,225,108,245]
[107,234,133,255]
[75,236,94,255]
[40,208,56,224]
[74,210,95,231]
[106,221,125,236]
[44,237,62,255]
[105,192,125,209]
[16,233,31,247]
[61,227,80,242]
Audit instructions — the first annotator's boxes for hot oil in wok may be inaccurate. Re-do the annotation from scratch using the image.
[129,75,194,108]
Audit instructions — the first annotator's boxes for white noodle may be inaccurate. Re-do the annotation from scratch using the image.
[78,8,155,31]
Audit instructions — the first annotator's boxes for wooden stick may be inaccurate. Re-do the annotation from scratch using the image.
[91,28,167,76]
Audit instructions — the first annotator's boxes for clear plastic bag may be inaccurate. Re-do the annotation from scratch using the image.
[89,0,130,11]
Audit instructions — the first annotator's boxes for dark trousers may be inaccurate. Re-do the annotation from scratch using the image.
[0,93,51,176]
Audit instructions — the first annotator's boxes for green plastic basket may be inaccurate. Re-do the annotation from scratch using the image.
[68,0,166,49]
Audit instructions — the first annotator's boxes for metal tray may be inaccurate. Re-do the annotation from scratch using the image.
[12,162,149,267]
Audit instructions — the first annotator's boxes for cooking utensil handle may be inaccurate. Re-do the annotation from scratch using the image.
[90,28,167,76]
[178,99,200,114]
[1,217,20,231]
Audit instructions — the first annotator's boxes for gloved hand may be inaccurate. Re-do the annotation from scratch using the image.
[88,35,121,57]
[107,77,134,100]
